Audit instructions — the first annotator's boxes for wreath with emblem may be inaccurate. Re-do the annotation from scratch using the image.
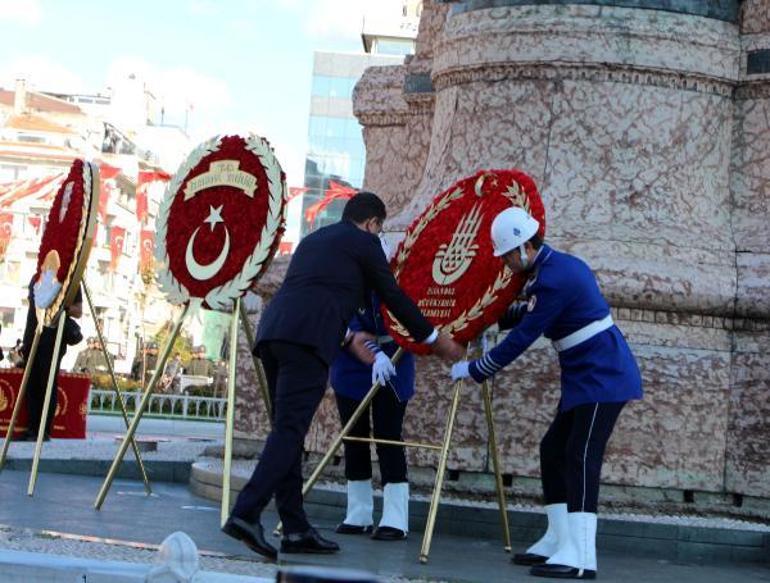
[155,134,287,311]
[33,159,98,324]
[383,169,546,354]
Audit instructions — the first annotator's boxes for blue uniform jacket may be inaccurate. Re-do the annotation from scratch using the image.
[469,245,643,411]
[330,293,416,402]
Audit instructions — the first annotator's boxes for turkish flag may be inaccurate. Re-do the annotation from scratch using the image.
[288,186,308,202]
[139,229,155,273]
[304,180,355,226]
[0,211,13,259]
[136,170,170,224]
[109,226,126,271]
[27,215,41,233]
[98,163,121,221]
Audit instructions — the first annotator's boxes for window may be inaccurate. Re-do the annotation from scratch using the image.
[0,307,14,327]
[311,75,358,98]
[375,39,415,56]
[17,135,45,144]
[0,164,25,181]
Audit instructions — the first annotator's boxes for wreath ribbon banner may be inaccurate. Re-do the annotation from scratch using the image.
[383,169,547,355]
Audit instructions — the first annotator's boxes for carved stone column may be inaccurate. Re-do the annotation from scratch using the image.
[725,0,770,499]
[355,1,759,496]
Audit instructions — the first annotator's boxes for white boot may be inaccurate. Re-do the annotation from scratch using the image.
[534,512,597,579]
[342,480,373,527]
[526,503,568,557]
[374,482,409,539]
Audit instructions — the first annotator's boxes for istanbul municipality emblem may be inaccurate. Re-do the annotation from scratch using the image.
[384,169,546,354]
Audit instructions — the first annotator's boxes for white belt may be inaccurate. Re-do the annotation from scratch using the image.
[552,315,614,353]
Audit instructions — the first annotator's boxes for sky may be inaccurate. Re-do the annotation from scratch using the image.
[0,0,400,187]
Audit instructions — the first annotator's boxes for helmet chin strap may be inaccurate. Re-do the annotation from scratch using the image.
[519,244,529,270]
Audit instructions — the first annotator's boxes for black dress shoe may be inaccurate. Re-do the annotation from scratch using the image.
[530,563,596,579]
[281,527,340,554]
[512,552,548,566]
[222,516,278,561]
[335,523,373,535]
[371,526,407,541]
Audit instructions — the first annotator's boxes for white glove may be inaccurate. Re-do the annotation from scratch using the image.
[372,352,397,386]
[451,361,470,382]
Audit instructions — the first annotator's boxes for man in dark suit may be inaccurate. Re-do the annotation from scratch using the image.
[20,277,83,441]
[223,192,464,560]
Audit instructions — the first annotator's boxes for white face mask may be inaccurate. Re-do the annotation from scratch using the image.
[379,233,392,260]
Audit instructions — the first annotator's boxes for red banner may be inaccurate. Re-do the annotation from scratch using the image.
[0,370,89,439]
[27,215,41,233]
[288,186,308,202]
[136,170,170,224]
[99,163,121,221]
[109,226,126,271]
[140,229,155,273]
[0,211,13,259]
[304,180,356,226]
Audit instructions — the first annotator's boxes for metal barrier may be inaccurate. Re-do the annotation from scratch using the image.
[88,389,227,421]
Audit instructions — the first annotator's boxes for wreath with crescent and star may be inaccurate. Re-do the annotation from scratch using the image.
[155,134,287,311]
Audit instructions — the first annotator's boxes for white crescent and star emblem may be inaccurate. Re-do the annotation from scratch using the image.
[185,204,231,281]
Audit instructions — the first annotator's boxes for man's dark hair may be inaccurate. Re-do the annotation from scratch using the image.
[528,234,544,250]
[342,191,386,224]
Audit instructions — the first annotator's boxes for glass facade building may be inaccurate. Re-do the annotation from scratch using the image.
[301,49,412,236]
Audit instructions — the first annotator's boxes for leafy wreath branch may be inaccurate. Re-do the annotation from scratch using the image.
[445,267,512,334]
[155,135,222,305]
[204,135,285,310]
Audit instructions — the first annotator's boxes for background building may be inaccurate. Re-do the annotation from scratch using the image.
[300,2,421,235]
[0,76,196,374]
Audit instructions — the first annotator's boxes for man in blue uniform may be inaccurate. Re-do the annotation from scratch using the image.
[331,287,415,542]
[224,192,463,561]
[451,208,642,580]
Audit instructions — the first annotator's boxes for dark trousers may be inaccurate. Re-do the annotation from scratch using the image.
[335,388,408,485]
[25,354,59,436]
[540,401,626,513]
[231,341,328,534]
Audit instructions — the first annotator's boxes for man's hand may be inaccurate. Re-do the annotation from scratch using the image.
[372,352,397,386]
[349,331,377,365]
[431,333,465,361]
[451,361,471,382]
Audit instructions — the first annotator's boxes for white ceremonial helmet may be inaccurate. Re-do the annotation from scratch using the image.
[491,207,540,257]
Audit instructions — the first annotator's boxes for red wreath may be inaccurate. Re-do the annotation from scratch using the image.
[35,159,87,284]
[384,169,546,354]
[159,135,286,309]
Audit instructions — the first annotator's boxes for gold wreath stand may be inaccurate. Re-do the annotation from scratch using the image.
[0,282,150,496]
[94,295,273,528]
[83,279,151,494]
[275,345,511,564]
[0,163,124,496]
[0,310,64,496]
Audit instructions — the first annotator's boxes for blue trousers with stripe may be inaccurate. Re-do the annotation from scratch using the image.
[539,401,626,513]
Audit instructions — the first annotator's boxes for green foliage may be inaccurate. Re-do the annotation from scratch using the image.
[90,373,141,392]
[153,320,194,365]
